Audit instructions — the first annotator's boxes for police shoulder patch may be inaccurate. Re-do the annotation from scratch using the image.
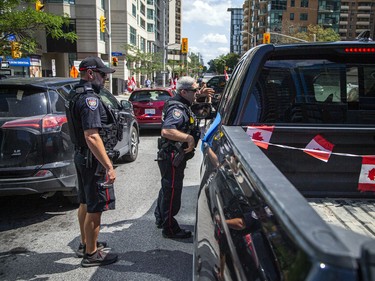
[86,97,99,110]
[172,108,183,119]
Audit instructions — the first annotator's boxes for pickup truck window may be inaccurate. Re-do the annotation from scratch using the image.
[241,59,375,125]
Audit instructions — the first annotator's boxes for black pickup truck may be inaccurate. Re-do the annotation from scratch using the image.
[194,42,375,281]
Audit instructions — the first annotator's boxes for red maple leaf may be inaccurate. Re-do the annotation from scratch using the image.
[252,131,264,141]
[368,168,375,181]
[313,147,322,151]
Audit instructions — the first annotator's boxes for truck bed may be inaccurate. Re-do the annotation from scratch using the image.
[308,198,375,238]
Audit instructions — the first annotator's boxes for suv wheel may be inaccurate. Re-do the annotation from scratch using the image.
[122,126,138,162]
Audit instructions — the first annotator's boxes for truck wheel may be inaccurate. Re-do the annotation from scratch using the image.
[122,126,138,162]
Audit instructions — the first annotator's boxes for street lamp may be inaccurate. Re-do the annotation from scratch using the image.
[241,31,257,47]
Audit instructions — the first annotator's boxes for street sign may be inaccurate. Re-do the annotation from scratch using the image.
[112,52,123,56]
[1,62,9,68]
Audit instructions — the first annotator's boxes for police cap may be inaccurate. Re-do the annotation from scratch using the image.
[79,56,115,73]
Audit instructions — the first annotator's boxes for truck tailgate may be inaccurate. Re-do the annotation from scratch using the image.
[308,199,375,238]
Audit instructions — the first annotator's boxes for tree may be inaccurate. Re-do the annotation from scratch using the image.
[208,53,240,74]
[0,0,77,57]
[122,44,163,77]
[294,24,340,42]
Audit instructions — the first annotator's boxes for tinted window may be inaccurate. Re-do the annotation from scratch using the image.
[0,88,47,117]
[100,88,120,110]
[48,90,66,113]
[241,59,375,125]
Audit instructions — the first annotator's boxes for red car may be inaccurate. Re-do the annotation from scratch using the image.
[129,88,175,129]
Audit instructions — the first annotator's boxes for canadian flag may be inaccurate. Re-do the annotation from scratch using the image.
[246,125,274,149]
[224,69,229,81]
[127,77,133,92]
[358,156,375,192]
[303,135,334,162]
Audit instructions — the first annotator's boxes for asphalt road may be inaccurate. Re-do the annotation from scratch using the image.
[0,129,202,281]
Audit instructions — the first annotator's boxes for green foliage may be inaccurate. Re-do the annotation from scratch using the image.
[294,24,340,42]
[0,0,77,57]
[208,53,240,73]
[123,44,163,76]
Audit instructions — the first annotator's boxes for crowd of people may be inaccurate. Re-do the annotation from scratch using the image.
[66,56,216,267]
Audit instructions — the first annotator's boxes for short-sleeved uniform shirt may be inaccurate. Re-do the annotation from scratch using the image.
[162,95,191,132]
[73,80,108,136]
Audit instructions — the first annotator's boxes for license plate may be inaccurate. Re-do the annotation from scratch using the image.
[145,108,155,115]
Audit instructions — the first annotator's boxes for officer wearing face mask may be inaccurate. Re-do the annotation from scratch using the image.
[65,56,119,267]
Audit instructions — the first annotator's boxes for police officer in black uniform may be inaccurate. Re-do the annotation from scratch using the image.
[65,56,118,267]
[154,76,212,239]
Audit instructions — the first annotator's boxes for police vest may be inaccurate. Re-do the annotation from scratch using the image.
[161,99,200,149]
[65,85,123,153]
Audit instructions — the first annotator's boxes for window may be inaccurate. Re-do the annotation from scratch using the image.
[140,18,145,29]
[291,0,295,7]
[290,13,294,20]
[132,4,136,17]
[241,59,375,125]
[147,23,154,32]
[140,37,146,52]
[130,26,136,45]
[301,0,308,8]
[147,8,154,20]
[300,13,308,21]
[140,3,145,15]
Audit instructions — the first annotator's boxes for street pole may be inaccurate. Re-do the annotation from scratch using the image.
[162,0,166,87]
[107,0,112,93]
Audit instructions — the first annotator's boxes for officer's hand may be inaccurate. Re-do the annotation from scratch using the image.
[184,135,195,153]
[106,167,116,184]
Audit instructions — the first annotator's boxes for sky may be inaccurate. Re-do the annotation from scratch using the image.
[181,0,244,66]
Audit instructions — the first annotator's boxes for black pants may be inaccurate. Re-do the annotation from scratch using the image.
[154,150,187,234]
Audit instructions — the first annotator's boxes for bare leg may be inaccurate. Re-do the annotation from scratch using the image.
[78,204,87,244]
[85,212,102,254]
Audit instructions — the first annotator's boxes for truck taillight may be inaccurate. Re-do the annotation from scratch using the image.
[1,115,67,133]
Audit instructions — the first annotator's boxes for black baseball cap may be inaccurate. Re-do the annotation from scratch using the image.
[79,56,115,73]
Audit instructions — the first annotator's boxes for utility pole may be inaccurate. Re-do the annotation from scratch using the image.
[107,0,112,93]
[162,0,167,87]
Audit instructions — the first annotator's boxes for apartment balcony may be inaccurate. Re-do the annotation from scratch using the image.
[358,6,371,11]
[341,5,349,10]
[340,13,348,17]
[339,21,348,25]
[339,28,348,33]
[358,14,371,18]
[357,21,370,25]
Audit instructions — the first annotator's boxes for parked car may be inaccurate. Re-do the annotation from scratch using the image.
[128,87,175,129]
[0,77,139,203]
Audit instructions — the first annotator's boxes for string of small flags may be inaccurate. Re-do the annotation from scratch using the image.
[246,125,375,192]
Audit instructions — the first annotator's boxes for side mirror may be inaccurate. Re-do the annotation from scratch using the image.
[121,99,133,111]
[191,102,214,119]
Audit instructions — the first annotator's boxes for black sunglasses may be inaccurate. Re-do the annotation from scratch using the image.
[185,88,200,92]
[93,70,107,78]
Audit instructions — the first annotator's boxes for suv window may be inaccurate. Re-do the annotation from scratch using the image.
[0,88,47,117]
[242,59,375,125]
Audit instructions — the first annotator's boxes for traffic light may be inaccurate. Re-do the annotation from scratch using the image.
[112,57,118,66]
[181,38,188,54]
[11,42,22,59]
[263,32,271,44]
[100,16,106,33]
[35,0,44,12]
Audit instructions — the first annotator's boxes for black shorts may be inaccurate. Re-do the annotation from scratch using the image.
[74,151,116,213]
